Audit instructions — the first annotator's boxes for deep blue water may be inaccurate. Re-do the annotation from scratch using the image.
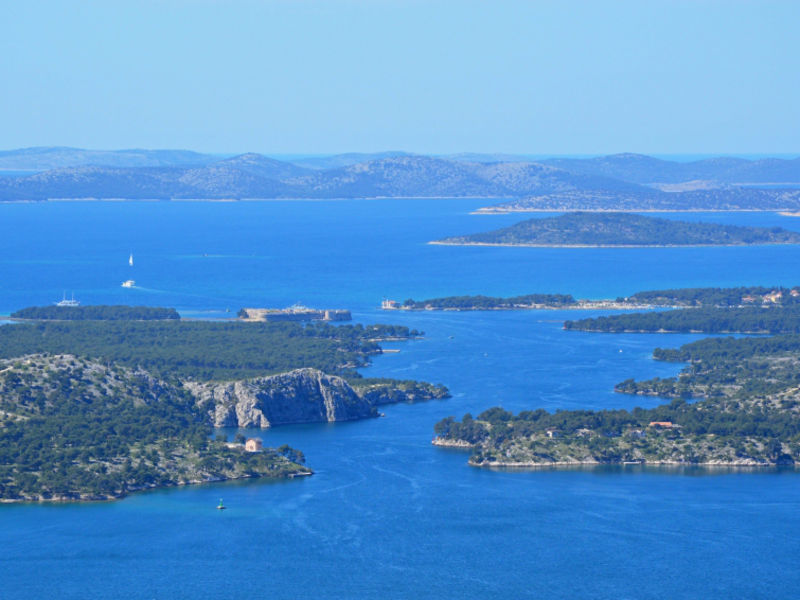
[0,170,39,178]
[1,200,800,599]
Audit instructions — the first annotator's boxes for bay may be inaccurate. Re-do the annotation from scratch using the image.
[1,200,799,599]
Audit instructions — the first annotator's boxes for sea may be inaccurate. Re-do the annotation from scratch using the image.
[1,199,799,599]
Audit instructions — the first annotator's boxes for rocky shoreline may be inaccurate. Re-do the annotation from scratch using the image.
[0,467,314,504]
[431,437,475,449]
[384,301,664,312]
[429,240,799,248]
[467,458,792,469]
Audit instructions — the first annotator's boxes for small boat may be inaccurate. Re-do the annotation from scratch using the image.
[217,498,226,510]
[56,292,79,307]
[121,280,135,288]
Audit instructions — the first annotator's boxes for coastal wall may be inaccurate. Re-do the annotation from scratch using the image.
[239,307,351,322]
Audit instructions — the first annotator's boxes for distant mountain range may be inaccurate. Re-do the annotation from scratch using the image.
[0,147,219,171]
[0,147,798,206]
[0,152,644,201]
[539,153,800,186]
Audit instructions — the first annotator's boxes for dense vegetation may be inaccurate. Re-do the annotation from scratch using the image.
[436,212,800,247]
[10,305,181,320]
[652,334,800,364]
[0,355,307,501]
[478,188,800,213]
[389,285,800,313]
[400,293,576,310]
[349,377,451,405]
[0,320,419,381]
[622,286,800,307]
[435,333,800,467]
[0,312,443,501]
[564,306,800,334]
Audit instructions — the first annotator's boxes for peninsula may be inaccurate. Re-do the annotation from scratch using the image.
[382,285,800,313]
[0,354,310,502]
[432,212,800,247]
[0,309,448,502]
[564,286,800,333]
[433,333,800,468]
[565,306,800,334]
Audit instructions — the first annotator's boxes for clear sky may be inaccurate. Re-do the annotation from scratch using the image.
[2,0,798,155]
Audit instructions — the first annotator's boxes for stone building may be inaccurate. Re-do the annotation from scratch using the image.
[245,438,263,452]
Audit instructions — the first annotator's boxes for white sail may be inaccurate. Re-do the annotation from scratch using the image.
[129,253,134,266]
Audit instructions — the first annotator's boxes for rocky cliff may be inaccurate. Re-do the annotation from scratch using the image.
[186,368,449,428]
[187,368,376,428]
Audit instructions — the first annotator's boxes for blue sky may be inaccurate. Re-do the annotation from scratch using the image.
[2,0,798,155]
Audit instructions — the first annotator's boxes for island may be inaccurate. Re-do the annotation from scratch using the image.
[431,212,800,247]
[385,294,578,311]
[9,304,181,321]
[473,188,800,213]
[382,285,800,312]
[433,333,800,468]
[619,285,800,307]
[564,286,800,333]
[0,311,449,502]
[565,306,800,334]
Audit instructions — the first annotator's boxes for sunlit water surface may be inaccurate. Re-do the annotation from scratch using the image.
[1,200,799,599]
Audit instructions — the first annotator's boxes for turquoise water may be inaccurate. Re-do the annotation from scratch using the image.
[1,200,799,599]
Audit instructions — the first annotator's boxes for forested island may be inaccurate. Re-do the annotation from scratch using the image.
[0,312,448,502]
[392,294,577,311]
[385,285,800,312]
[9,305,180,321]
[565,306,800,334]
[433,333,800,468]
[0,320,421,380]
[432,212,800,247]
[564,286,800,333]
[620,286,800,307]
[474,188,800,213]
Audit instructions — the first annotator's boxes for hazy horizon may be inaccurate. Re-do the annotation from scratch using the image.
[3,1,799,155]
[2,146,799,163]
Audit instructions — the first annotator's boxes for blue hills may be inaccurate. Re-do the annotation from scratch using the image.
[0,147,798,205]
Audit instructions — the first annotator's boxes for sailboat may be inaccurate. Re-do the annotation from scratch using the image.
[122,253,136,287]
[56,292,80,307]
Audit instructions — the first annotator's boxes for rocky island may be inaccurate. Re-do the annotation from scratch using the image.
[432,212,800,247]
